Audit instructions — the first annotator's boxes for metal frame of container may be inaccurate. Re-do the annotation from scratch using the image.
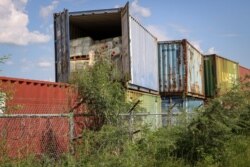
[204,54,239,97]
[54,3,159,93]
[158,39,205,99]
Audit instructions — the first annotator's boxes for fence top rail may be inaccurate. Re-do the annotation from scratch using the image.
[0,112,196,118]
[0,113,71,118]
[119,112,194,116]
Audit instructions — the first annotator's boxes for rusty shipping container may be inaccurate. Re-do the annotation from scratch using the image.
[204,54,239,97]
[158,39,205,98]
[239,65,250,82]
[0,76,75,114]
[126,90,162,129]
[0,76,100,158]
[54,2,159,93]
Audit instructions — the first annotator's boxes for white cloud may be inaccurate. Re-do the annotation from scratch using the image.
[114,4,120,8]
[40,0,59,19]
[130,0,151,18]
[0,0,50,45]
[146,25,169,41]
[37,60,52,68]
[190,40,203,53]
[207,47,216,54]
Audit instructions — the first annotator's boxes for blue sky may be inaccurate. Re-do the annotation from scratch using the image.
[0,0,249,81]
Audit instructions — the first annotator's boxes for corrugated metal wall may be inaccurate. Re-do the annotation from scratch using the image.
[186,42,204,97]
[204,55,239,97]
[126,90,161,129]
[239,66,250,82]
[158,40,204,98]
[204,56,216,97]
[0,77,75,114]
[158,41,185,93]
[161,96,203,126]
[215,56,239,94]
[161,96,203,113]
[129,16,159,91]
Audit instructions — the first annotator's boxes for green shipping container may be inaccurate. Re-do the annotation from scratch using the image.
[204,54,239,97]
[126,89,162,129]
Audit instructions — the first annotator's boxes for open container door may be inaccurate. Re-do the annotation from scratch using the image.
[121,2,131,82]
[54,9,70,82]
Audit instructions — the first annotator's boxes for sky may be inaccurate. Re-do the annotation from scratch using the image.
[0,0,249,81]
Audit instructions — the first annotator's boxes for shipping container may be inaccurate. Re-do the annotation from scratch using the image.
[239,65,250,82]
[204,54,239,97]
[158,39,205,98]
[54,2,159,92]
[0,77,99,158]
[161,96,204,126]
[126,89,161,129]
[0,76,76,114]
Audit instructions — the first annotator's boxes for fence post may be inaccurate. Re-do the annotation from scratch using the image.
[69,112,74,154]
[129,110,133,141]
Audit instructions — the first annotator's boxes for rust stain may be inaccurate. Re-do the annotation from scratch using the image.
[190,83,200,94]
[182,39,188,95]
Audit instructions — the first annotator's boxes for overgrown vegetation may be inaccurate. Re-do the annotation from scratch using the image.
[70,57,130,126]
[0,57,249,166]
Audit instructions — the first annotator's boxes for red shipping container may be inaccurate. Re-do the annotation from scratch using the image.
[0,76,99,158]
[239,66,250,82]
[0,76,76,114]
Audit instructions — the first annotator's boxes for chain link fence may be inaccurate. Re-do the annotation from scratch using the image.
[0,114,73,159]
[0,110,194,160]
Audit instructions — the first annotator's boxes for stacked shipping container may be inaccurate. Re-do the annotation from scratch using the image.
[54,3,159,93]
[52,3,247,128]
[158,39,205,114]
[126,90,162,129]
[54,3,161,129]
[204,54,239,97]
[158,39,204,98]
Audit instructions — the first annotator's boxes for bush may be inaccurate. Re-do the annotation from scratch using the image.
[174,82,250,165]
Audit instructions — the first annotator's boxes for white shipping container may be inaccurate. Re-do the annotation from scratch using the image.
[54,3,159,92]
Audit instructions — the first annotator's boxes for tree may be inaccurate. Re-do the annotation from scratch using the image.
[0,55,9,113]
[70,56,130,128]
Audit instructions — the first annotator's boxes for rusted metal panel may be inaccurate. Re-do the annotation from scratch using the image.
[129,16,158,91]
[126,89,161,129]
[54,9,70,83]
[158,39,204,98]
[204,54,239,97]
[158,41,184,93]
[121,2,131,81]
[239,65,250,82]
[185,40,204,97]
